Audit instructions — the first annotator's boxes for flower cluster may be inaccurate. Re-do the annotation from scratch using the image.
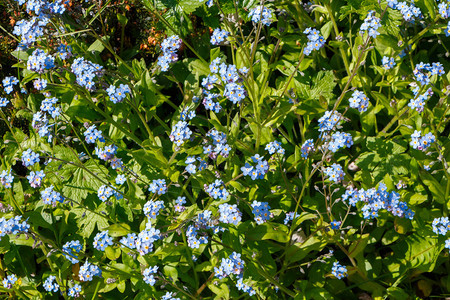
[348,90,369,112]
[432,217,449,236]
[32,96,60,143]
[71,57,103,90]
[84,125,105,144]
[186,223,209,249]
[41,185,64,205]
[13,17,46,46]
[211,28,229,45]
[408,87,433,113]
[96,144,124,171]
[135,222,161,255]
[204,129,231,158]
[148,179,167,195]
[180,107,196,121]
[318,111,342,133]
[218,204,242,225]
[214,252,245,279]
[284,212,298,225]
[236,278,256,296]
[360,10,381,38]
[248,6,273,26]
[27,49,54,73]
[143,266,158,286]
[93,230,114,251]
[158,35,182,71]
[185,156,207,174]
[79,260,102,282]
[251,201,271,224]
[324,163,345,184]
[162,292,181,300]
[107,84,131,104]
[2,76,19,94]
[301,139,315,158]
[413,62,445,86]
[342,183,414,219]
[303,28,326,55]
[0,170,14,188]
[410,130,435,151]
[2,274,17,289]
[67,284,82,297]
[221,70,246,104]
[241,154,269,180]
[0,216,30,238]
[388,1,422,22]
[96,144,117,161]
[143,200,164,219]
[382,56,396,69]
[439,1,450,18]
[62,240,82,264]
[205,58,247,106]
[43,275,59,293]
[27,170,45,188]
[33,78,47,91]
[57,44,72,60]
[328,132,353,153]
[22,149,40,167]
[170,121,192,146]
[331,262,348,279]
[40,97,61,118]
[205,180,229,200]
[174,196,186,212]
[215,252,256,295]
[265,141,285,155]
[97,185,117,202]
[120,233,136,249]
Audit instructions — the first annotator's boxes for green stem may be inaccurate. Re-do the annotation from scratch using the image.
[326,4,350,76]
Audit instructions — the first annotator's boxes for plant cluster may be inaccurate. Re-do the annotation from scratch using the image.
[0,0,449,299]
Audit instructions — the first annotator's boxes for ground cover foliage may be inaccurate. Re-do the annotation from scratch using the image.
[0,0,449,299]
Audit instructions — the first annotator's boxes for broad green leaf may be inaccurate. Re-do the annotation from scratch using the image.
[246,222,289,243]
[106,223,131,237]
[419,171,445,204]
[392,231,442,272]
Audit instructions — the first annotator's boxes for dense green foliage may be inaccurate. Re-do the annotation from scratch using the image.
[0,0,449,299]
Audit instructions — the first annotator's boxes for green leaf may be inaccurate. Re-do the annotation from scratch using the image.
[246,222,289,243]
[188,59,210,78]
[0,235,11,254]
[348,233,369,258]
[386,287,410,300]
[419,171,445,204]
[105,247,121,261]
[320,21,333,40]
[392,231,442,272]
[285,235,327,263]
[117,13,128,26]
[290,212,317,232]
[106,223,131,237]
[207,282,230,299]
[117,280,126,293]
[87,36,109,53]
[309,71,337,101]
[178,0,204,14]
[73,206,109,238]
[62,160,108,202]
